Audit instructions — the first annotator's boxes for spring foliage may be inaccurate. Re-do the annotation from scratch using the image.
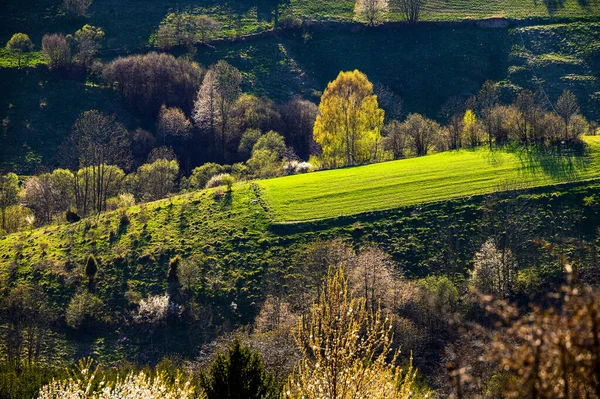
[37,358,200,399]
[284,265,420,399]
[313,70,384,168]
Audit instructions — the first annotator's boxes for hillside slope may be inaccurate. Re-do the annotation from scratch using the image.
[261,136,600,222]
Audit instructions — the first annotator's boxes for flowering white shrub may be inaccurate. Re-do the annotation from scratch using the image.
[134,294,180,325]
[282,161,313,175]
[37,358,201,399]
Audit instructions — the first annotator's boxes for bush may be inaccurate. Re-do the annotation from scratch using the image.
[65,210,81,223]
[205,174,235,191]
[65,291,104,330]
[187,163,228,190]
[106,193,136,211]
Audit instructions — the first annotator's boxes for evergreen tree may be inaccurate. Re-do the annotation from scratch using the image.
[201,340,277,399]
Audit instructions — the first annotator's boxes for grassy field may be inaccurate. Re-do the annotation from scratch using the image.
[260,136,600,222]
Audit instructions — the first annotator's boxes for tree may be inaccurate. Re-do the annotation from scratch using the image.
[200,340,278,399]
[194,62,242,160]
[1,284,54,368]
[156,106,192,144]
[70,110,131,214]
[6,33,33,69]
[41,34,71,70]
[238,129,263,160]
[214,61,243,160]
[252,131,287,159]
[463,109,483,148]
[65,291,104,330]
[383,120,408,159]
[514,90,543,145]
[21,174,55,225]
[63,0,93,17]
[284,265,419,399]
[0,173,20,232]
[556,90,580,142]
[347,245,402,313]
[74,24,104,68]
[470,239,517,298]
[177,256,203,292]
[85,254,98,291]
[313,70,384,168]
[445,113,464,150]
[197,15,221,44]
[135,159,179,201]
[355,0,388,26]
[186,163,227,190]
[280,98,318,160]
[394,0,424,23]
[404,113,439,156]
[476,80,500,148]
[103,52,203,115]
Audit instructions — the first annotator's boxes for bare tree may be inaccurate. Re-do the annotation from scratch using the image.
[382,120,408,159]
[556,90,580,142]
[476,80,500,148]
[41,34,71,70]
[280,98,317,160]
[394,0,425,23]
[70,110,131,214]
[404,113,440,156]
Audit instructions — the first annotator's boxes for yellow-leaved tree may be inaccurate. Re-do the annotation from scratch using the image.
[313,70,385,168]
[284,265,422,399]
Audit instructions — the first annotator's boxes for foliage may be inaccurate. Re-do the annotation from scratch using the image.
[313,70,384,168]
[285,265,420,399]
[37,358,200,399]
[85,254,98,281]
[74,25,104,67]
[205,173,235,191]
[186,163,228,190]
[65,291,104,330]
[134,159,180,202]
[355,0,388,25]
[200,340,278,399]
[6,33,33,69]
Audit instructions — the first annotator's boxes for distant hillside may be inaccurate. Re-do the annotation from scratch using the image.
[1,0,599,52]
[2,140,600,361]
[4,23,600,172]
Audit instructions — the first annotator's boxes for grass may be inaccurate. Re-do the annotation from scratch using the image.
[259,136,600,223]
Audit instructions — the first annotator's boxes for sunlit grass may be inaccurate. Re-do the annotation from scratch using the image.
[260,136,600,222]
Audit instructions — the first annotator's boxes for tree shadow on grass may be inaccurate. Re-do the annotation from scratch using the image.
[508,141,590,182]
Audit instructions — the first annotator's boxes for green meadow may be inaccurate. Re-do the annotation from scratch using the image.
[260,136,600,222]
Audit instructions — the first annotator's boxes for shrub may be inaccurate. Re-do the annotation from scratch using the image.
[205,174,235,191]
[106,193,136,211]
[65,210,81,223]
[63,0,93,17]
[38,358,199,399]
[65,291,104,330]
[187,163,228,190]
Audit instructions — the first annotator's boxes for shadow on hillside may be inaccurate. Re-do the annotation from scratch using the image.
[534,0,565,15]
[509,142,589,181]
